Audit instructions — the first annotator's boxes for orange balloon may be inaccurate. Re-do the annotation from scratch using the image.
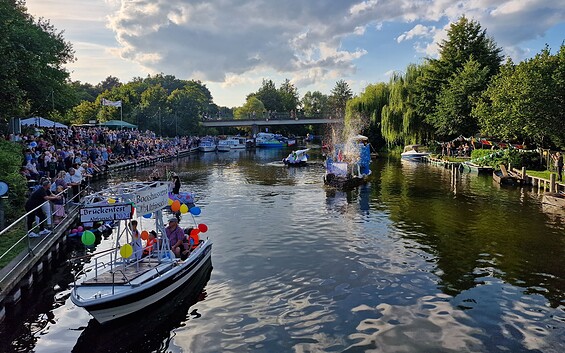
[141,230,149,240]
[190,228,201,237]
[171,200,181,212]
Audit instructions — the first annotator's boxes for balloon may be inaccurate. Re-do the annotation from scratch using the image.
[81,230,95,246]
[143,213,152,219]
[171,200,181,212]
[120,244,133,258]
[77,226,84,232]
[141,230,149,240]
[189,206,201,216]
[190,228,201,237]
[198,223,208,233]
[108,198,116,204]
[179,204,188,214]
[71,228,78,234]
[167,198,174,206]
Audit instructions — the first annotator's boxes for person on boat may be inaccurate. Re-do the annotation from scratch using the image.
[552,151,563,182]
[166,217,185,258]
[171,173,181,195]
[143,230,158,256]
[129,220,142,260]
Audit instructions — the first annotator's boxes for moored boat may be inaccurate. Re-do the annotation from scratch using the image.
[198,138,217,152]
[401,144,430,160]
[256,132,285,148]
[71,181,213,324]
[217,136,247,151]
[461,161,493,174]
[492,165,522,186]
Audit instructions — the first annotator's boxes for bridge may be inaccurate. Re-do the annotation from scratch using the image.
[201,113,342,134]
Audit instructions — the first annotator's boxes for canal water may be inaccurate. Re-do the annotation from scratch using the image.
[1,149,564,353]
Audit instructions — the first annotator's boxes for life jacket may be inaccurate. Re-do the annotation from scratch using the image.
[188,233,199,250]
[144,237,157,255]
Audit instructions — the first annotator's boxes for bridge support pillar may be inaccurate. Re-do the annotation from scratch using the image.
[251,124,259,136]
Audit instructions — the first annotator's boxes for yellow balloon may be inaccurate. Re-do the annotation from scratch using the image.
[180,204,188,214]
[108,198,116,204]
[120,244,133,258]
[167,198,174,206]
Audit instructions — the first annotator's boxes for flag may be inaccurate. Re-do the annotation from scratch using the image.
[102,98,122,107]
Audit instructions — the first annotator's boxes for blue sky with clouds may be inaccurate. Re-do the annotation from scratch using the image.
[26,0,565,108]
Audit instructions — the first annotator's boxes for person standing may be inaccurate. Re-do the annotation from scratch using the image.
[25,180,61,237]
[553,151,563,182]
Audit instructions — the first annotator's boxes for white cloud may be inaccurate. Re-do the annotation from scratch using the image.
[397,24,437,43]
[25,0,565,106]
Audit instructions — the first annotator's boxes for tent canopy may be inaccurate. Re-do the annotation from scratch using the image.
[20,117,68,129]
[98,120,137,129]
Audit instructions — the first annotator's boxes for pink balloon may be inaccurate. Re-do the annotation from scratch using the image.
[77,226,84,232]
[71,229,78,234]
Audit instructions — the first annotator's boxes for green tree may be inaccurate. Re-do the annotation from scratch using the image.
[234,97,265,120]
[278,79,300,112]
[474,45,565,147]
[253,79,283,112]
[329,80,353,119]
[301,91,329,117]
[0,0,74,130]
[430,58,490,138]
[414,16,503,138]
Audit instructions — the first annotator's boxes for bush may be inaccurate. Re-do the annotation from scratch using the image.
[471,148,541,170]
[0,140,27,223]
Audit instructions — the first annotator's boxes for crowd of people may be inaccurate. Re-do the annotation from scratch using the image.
[10,125,198,237]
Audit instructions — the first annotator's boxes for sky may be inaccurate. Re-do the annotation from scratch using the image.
[25,0,565,108]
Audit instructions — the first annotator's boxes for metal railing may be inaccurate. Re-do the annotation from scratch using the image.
[0,187,82,283]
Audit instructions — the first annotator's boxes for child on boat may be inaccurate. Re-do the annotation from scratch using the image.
[143,230,158,256]
[129,220,142,260]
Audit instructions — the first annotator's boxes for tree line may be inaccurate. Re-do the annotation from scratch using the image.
[1,3,563,148]
[347,16,565,149]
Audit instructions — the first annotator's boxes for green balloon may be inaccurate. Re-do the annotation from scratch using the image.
[81,230,95,246]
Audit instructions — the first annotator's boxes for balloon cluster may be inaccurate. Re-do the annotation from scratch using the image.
[169,198,201,215]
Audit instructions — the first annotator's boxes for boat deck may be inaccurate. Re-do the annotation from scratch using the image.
[82,258,175,285]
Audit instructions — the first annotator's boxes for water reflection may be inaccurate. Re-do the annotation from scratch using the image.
[71,260,212,353]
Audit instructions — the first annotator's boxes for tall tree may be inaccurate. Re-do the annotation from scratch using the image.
[234,97,265,120]
[253,79,283,112]
[329,80,353,119]
[301,91,329,117]
[278,79,300,112]
[414,16,503,139]
[0,0,74,130]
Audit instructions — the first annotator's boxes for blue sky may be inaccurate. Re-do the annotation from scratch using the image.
[26,0,565,108]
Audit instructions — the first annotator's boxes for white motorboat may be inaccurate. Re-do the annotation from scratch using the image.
[70,181,213,324]
[401,144,430,160]
[217,136,247,151]
[198,138,217,152]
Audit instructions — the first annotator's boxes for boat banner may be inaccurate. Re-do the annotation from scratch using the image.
[80,203,133,223]
[130,183,169,214]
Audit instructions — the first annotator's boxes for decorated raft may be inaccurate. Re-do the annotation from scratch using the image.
[324,135,372,189]
[70,181,212,324]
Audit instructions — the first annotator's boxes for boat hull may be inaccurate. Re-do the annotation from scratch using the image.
[461,162,493,174]
[324,173,368,189]
[401,152,429,160]
[199,146,217,152]
[72,242,212,324]
[492,170,521,186]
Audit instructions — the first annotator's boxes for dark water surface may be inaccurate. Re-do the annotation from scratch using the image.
[1,149,564,352]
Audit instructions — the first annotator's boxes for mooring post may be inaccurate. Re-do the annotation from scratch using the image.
[521,167,527,184]
[550,173,556,192]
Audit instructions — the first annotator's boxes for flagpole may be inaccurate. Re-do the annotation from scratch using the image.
[120,105,123,130]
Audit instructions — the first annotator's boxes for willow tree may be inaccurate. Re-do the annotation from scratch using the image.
[346,82,389,145]
[381,64,427,146]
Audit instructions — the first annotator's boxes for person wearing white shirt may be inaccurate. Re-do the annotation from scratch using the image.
[64,168,82,201]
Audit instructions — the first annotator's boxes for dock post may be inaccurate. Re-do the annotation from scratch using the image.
[521,167,527,184]
[550,173,556,192]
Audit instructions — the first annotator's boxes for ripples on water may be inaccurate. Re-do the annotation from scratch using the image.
[1,150,564,353]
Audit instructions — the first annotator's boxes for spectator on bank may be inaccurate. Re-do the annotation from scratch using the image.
[552,151,563,182]
[25,180,61,238]
[64,167,82,201]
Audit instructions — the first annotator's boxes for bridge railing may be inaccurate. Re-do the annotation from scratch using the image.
[202,112,333,121]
